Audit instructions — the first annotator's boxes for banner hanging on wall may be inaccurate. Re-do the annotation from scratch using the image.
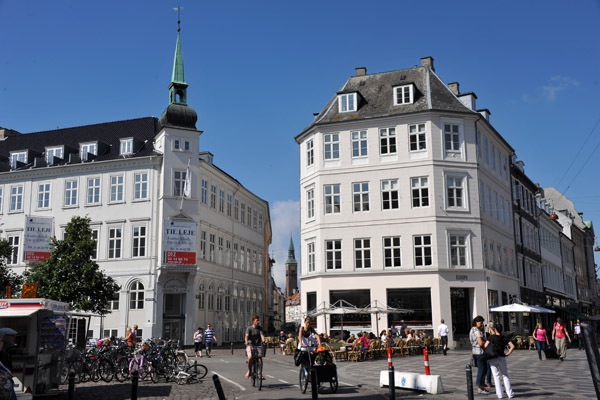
[24,216,54,262]
[163,220,197,265]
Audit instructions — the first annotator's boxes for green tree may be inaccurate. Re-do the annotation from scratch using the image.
[0,239,24,296]
[24,216,119,314]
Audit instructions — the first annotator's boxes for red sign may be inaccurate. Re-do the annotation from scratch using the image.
[165,251,196,265]
[25,252,51,262]
[0,301,9,309]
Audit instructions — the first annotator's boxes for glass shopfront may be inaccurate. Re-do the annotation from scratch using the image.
[387,288,432,328]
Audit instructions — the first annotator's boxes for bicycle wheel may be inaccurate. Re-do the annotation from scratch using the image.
[184,365,200,384]
[115,359,130,382]
[299,365,309,394]
[186,363,208,380]
[330,371,338,393]
[98,359,114,383]
[69,360,85,384]
[251,361,256,387]
[89,360,101,382]
[258,360,263,391]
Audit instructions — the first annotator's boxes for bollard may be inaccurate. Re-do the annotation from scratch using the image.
[67,372,75,400]
[131,370,139,400]
[230,342,234,355]
[423,348,430,375]
[465,364,474,400]
[310,367,318,400]
[213,374,227,400]
[388,346,395,399]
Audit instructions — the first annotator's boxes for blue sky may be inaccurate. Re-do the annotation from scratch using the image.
[1,1,599,289]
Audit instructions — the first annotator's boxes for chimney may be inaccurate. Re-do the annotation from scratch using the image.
[355,67,367,76]
[420,56,435,72]
[448,82,460,95]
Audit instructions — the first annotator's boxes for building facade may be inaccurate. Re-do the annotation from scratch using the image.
[0,30,271,344]
[295,58,520,346]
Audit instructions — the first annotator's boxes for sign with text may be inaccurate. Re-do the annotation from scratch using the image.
[163,220,196,265]
[24,216,53,262]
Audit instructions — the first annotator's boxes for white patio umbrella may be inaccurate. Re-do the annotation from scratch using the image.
[490,303,555,313]
[360,300,414,334]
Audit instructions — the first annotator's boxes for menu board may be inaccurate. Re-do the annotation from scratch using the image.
[40,317,66,351]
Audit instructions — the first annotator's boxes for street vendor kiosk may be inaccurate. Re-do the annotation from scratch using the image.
[0,299,90,398]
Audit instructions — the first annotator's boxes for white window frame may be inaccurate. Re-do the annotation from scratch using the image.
[91,229,99,260]
[325,240,342,270]
[210,185,216,208]
[110,175,124,203]
[108,227,123,259]
[338,93,357,113]
[173,139,181,151]
[227,194,232,216]
[64,179,78,207]
[219,190,225,213]
[324,134,340,160]
[393,84,414,105]
[37,182,51,210]
[411,177,429,208]
[409,123,427,152]
[381,179,399,210]
[45,146,63,164]
[306,139,314,167]
[184,140,191,151]
[351,130,368,158]
[201,179,208,204]
[87,177,101,205]
[10,151,27,168]
[379,127,397,155]
[129,281,144,310]
[173,171,186,197]
[354,238,371,269]
[449,233,468,268]
[324,184,341,214]
[383,236,401,268]
[132,225,147,258]
[80,142,97,161]
[134,172,148,200]
[9,185,23,212]
[446,175,465,209]
[306,187,315,219]
[352,182,369,212]
[307,241,315,273]
[0,187,3,214]
[120,139,133,155]
[7,234,20,265]
[414,235,432,266]
[444,123,462,153]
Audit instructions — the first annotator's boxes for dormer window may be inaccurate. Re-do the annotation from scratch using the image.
[120,139,133,155]
[9,151,27,168]
[394,84,414,105]
[46,146,64,164]
[80,142,97,161]
[338,93,357,113]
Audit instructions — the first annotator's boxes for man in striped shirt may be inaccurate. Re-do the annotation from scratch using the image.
[205,324,217,358]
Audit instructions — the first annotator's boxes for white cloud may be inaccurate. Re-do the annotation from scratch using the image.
[523,75,580,102]
[269,200,300,292]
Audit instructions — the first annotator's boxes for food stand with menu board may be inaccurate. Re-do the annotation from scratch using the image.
[0,298,92,398]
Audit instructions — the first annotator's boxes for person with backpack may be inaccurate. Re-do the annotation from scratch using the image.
[484,322,515,399]
[532,322,550,361]
[552,317,571,361]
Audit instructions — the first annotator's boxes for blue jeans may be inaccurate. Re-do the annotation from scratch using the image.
[535,340,546,359]
[474,354,488,388]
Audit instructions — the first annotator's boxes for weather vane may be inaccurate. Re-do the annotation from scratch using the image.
[174,4,183,32]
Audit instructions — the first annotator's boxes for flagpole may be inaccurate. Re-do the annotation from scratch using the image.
[180,156,191,211]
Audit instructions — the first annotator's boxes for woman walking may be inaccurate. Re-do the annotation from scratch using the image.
[485,322,515,399]
[193,327,204,357]
[552,317,571,361]
[532,322,549,360]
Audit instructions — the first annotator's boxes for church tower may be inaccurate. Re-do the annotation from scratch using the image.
[285,236,298,297]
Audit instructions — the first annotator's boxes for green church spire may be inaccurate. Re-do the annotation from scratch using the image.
[286,235,297,264]
[171,32,186,86]
[169,9,188,106]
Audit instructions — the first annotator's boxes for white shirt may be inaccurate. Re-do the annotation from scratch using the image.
[574,324,581,335]
[438,323,449,337]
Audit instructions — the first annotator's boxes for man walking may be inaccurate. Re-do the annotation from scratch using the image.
[438,319,449,355]
[574,319,583,350]
[205,324,217,358]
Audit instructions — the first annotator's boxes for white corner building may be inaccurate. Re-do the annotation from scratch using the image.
[295,58,520,346]
[0,30,271,345]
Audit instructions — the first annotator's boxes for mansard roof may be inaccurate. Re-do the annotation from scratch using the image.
[296,65,474,140]
[0,117,159,168]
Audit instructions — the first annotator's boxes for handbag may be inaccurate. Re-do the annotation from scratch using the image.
[481,342,497,361]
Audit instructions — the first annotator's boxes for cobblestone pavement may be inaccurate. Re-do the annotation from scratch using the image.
[56,345,597,399]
